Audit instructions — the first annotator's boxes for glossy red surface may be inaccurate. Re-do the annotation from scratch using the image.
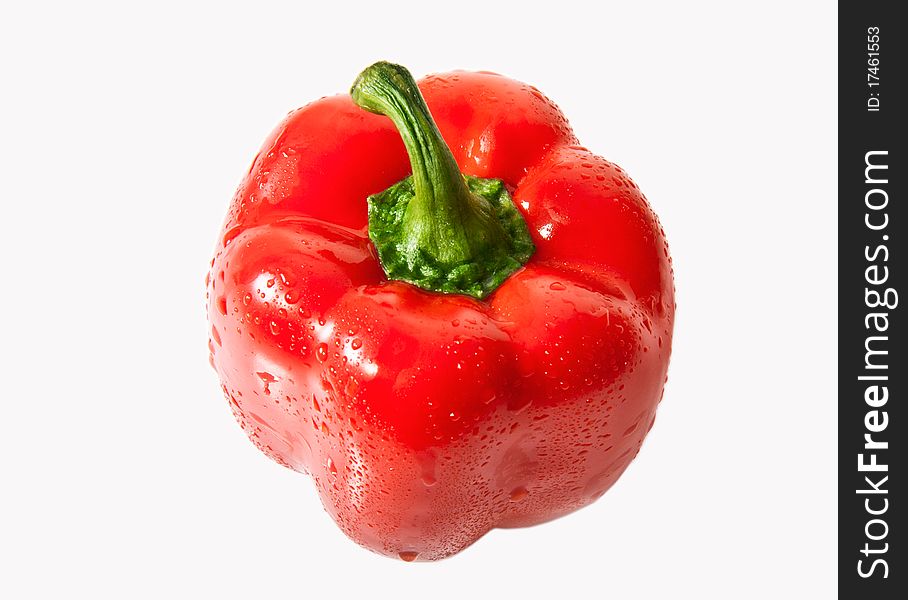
[207,71,675,560]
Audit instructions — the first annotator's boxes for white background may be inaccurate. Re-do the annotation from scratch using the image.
[1,1,836,597]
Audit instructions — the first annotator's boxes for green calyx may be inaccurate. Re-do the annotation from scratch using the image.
[350,61,534,299]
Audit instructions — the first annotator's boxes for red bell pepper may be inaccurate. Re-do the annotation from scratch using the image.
[207,62,674,561]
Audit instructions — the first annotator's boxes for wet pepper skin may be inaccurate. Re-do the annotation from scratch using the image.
[207,71,674,561]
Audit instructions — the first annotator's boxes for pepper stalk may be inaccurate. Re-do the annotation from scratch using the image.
[351,61,534,299]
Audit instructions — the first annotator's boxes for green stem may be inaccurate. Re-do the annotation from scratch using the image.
[351,62,534,299]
